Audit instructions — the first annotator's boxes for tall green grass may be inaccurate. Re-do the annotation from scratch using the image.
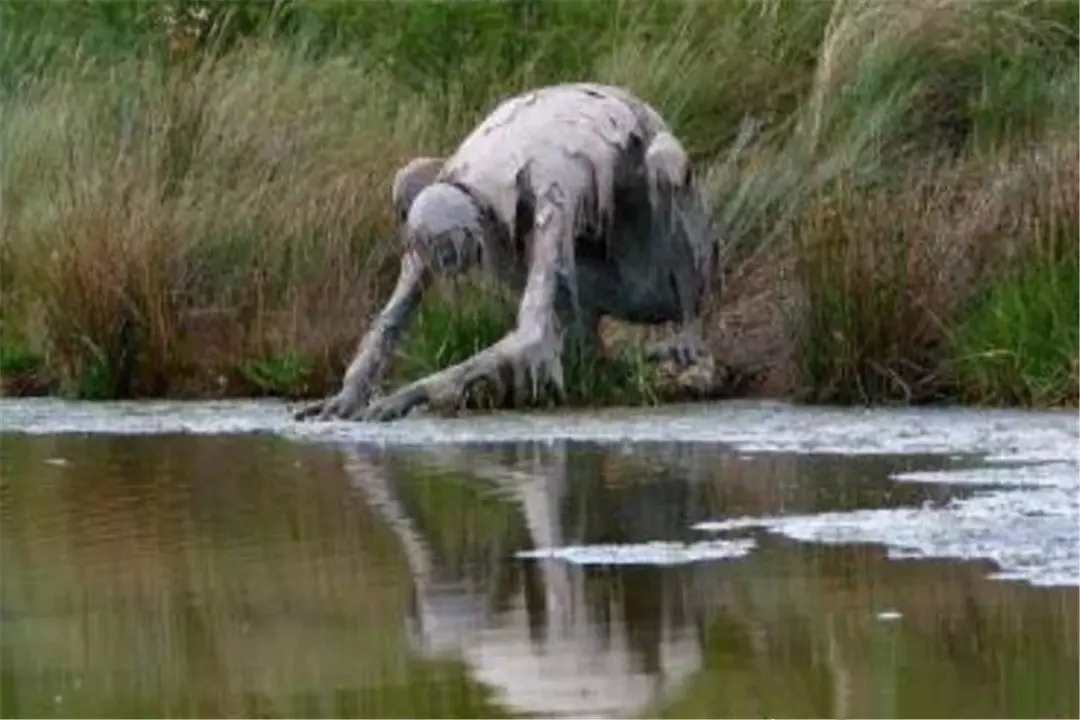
[951,228,1079,407]
[1,0,1076,408]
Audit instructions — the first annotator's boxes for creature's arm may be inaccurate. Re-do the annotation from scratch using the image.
[295,157,443,420]
[360,179,573,421]
[646,131,708,319]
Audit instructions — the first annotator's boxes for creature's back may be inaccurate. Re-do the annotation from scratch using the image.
[440,83,672,235]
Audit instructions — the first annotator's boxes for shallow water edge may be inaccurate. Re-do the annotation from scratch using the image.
[2,398,1077,590]
[2,398,1076,460]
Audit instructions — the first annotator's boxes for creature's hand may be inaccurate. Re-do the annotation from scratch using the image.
[362,326,566,423]
[361,384,430,423]
[293,386,369,421]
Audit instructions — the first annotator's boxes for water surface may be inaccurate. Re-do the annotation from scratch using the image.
[1,399,1077,717]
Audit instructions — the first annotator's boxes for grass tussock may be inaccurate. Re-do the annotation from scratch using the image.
[1,0,1076,409]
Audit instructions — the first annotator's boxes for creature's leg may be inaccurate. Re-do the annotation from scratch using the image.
[363,198,570,422]
[640,130,715,370]
[294,252,430,420]
[562,309,603,365]
[641,121,763,374]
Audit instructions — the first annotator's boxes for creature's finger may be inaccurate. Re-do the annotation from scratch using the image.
[546,366,568,405]
[294,400,328,421]
[362,385,429,423]
[320,396,357,421]
[362,399,403,423]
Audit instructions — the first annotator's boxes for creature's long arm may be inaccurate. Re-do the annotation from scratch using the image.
[295,251,431,420]
[294,158,443,420]
[361,180,573,421]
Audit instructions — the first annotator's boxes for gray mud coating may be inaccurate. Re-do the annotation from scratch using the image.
[1,398,1077,588]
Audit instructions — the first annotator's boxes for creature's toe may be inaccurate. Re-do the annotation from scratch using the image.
[654,352,727,400]
[645,332,710,369]
[295,397,345,421]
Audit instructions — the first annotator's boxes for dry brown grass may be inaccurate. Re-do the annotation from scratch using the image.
[788,134,1079,403]
[2,49,445,398]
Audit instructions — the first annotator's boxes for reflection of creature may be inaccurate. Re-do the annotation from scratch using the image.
[339,441,704,718]
[298,83,723,423]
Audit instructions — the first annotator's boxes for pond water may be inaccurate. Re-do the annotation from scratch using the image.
[1,399,1077,718]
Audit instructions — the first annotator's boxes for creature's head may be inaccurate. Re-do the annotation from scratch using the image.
[402,182,486,275]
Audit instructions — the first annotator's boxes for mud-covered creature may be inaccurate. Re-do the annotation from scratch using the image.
[297,83,718,422]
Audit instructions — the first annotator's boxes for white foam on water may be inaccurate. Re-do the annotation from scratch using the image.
[2,399,1076,463]
[694,459,1080,588]
[515,538,757,566]
[688,516,768,533]
[891,461,1077,489]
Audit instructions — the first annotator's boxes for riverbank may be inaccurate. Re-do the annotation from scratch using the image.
[1,0,1077,409]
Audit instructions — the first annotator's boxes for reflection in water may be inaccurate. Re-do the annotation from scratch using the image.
[0,434,1076,719]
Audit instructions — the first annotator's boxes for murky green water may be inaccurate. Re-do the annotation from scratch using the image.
[1,424,1076,718]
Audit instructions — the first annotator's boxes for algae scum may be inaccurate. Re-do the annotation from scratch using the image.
[1,399,1077,717]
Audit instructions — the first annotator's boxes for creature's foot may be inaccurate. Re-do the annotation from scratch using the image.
[643,328,711,369]
[656,352,726,400]
[362,328,565,423]
[293,386,369,421]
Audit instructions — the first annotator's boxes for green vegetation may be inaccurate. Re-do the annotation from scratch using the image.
[0,343,49,396]
[950,242,1079,407]
[1,0,1076,409]
[391,283,663,409]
